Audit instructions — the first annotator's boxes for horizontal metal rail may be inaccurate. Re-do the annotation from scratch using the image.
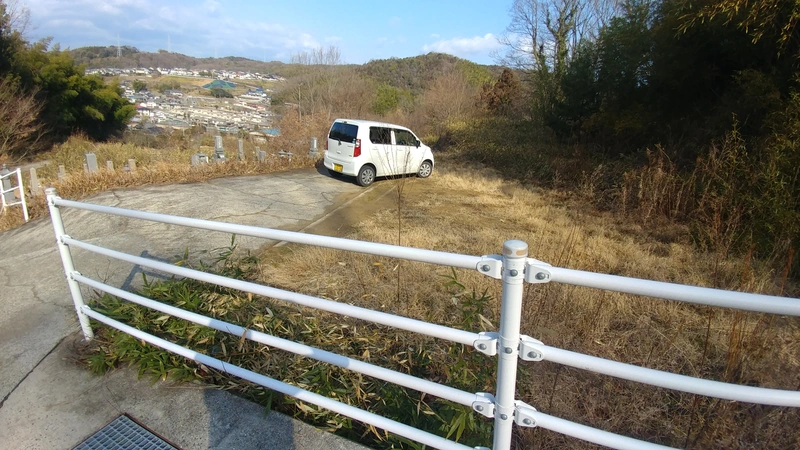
[82,307,476,450]
[542,266,800,316]
[52,198,483,270]
[62,236,480,347]
[74,274,478,407]
[524,409,675,450]
[526,342,800,407]
[53,197,799,316]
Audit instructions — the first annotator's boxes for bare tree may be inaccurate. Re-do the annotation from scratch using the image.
[1,0,30,36]
[0,78,43,160]
[497,0,622,75]
[419,69,477,134]
[329,70,375,118]
[495,0,624,118]
[287,46,345,119]
[291,45,342,65]
[497,0,583,76]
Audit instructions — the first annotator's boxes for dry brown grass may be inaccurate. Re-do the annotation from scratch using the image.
[257,160,800,448]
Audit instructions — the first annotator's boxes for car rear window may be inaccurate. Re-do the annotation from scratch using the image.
[329,122,358,143]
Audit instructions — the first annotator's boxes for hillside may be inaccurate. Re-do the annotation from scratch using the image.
[68,46,293,75]
[68,47,501,88]
[359,52,501,93]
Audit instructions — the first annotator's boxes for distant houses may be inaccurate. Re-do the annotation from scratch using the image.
[103,66,279,135]
[85,66,285,82]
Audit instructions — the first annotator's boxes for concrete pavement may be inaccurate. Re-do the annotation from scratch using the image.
[0,168,376,449]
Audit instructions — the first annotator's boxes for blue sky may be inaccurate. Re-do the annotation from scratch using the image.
[19,0,514,65]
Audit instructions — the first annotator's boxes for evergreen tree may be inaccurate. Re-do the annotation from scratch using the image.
[0,0,135,158]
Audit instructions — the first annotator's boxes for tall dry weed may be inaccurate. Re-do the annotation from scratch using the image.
[619,146,693,222]
[691,127,752,256]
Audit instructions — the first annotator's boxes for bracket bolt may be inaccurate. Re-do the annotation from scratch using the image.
[523,418,533,425]
[527,351,539,359]
[475,405,484,412]
[509,269,519,277]
[500,414,508,420]
[477,343,487,350]
[504,347,513,354]
[535,272,549,281]
[480,264,490,272]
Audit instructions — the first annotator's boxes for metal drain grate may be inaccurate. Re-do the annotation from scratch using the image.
[73,415,177,450]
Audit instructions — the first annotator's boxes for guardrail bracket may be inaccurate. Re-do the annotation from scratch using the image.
[524,258,553,284]
[472,392,496,418]
[514,401,538,428]
[519,335,545,361]
[477,255,502,279]
[473,332,499,356]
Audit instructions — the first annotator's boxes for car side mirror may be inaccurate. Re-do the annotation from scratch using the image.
[415,139,421,148]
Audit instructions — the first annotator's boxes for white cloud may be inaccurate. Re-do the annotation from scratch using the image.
[98,3,123,15]
[203,0,220,13]
[423,33,501,56]
[19,0,324,61]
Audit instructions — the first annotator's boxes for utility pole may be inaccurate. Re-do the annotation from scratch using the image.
[117,34,121,58]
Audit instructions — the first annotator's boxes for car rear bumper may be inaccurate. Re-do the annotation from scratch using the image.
[323,152,357,176]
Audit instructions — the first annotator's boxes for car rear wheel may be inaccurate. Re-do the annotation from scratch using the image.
[357,165,376,187]
[417,160,433,178]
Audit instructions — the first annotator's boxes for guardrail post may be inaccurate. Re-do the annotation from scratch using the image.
[493,239,528,450]
[16,168,28,222]
[46,187,94,340]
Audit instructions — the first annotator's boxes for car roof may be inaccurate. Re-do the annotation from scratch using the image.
[333,118,412,132]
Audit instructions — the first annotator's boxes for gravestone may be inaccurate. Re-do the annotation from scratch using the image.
[214,135,225,160]
[308,137,319,157]
[58,165,66,181]
[85,153,99,173]
[238,139,244,161]
[192,153,209,165]
[106,160,114,171]
[128,159,137,172]
[29,168,41,196]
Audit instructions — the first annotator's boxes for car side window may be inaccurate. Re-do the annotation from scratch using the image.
[369,127,391,145]
[394,129,415,146]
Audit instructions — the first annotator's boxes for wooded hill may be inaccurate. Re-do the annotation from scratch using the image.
[67,46,501,90]
[68,46,294,75]
[359,52,502,93]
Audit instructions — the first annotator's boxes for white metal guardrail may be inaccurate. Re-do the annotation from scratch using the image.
[0,166,29,222]
[45,187,800,450]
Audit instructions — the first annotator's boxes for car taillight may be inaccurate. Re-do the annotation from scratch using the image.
[353,138,361,157]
